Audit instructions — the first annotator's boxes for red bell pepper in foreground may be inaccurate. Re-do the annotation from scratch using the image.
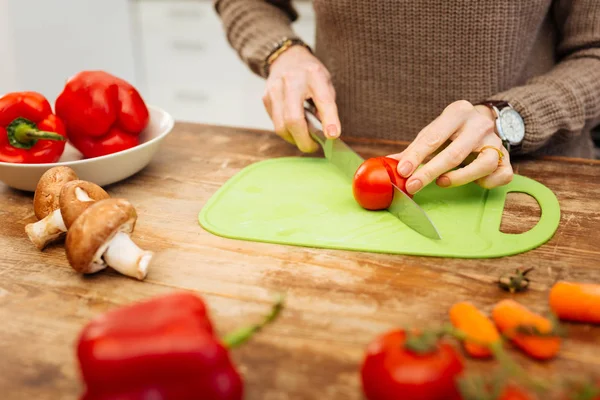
[55,70,149,159]
[0,92,67,163]
[76,291,284,400]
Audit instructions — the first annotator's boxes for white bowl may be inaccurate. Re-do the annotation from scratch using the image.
[0,105,174,192]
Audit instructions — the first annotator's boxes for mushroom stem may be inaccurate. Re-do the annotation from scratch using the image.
[101,232,152,280]
[25,208,67,250]
[75,187,94,202]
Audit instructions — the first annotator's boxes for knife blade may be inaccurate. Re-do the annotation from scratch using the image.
[303,101,442,240]
[304,103,364,180]
[388,184,442,240]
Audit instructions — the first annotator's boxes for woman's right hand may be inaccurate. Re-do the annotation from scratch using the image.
[262,45,341,152]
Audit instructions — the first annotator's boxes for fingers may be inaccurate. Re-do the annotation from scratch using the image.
[387,150,405,160]
[436,147,500,188]
[405,107,496,194]
[282,75,319,153]
[477,146,513,188]
[263,80,295,145]
[397,100,475,179]
[308,68,340,139]
[264,67,339,153]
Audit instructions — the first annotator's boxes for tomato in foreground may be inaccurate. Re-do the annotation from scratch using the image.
[498,384,536,400]
[353,156,410,210]
[360,329,464,400]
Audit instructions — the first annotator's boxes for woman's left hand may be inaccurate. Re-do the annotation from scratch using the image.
[389,100,514,195]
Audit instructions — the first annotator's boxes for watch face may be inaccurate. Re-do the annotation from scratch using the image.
[499,109,525,145]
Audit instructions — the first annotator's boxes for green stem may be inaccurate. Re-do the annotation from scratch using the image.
[404,324,488,354]
[444,325,552,394]
[7,117,65,150]
[222,294,285,348]
[568,379,600,400]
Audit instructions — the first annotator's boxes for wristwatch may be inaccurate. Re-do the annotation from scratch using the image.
[480,101,525,152]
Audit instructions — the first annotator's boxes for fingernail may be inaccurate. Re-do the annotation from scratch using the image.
[399,162,413,177]
[437,176,451,187]
[406,179,422,194]
[326,124,338,138]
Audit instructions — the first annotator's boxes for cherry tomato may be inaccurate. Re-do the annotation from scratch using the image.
[352,156,410,210]
[498,385,536,400]
[360,329,464,400]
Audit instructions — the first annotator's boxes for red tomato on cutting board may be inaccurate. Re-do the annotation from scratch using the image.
[360,329,464,400]
[352,156,411,210]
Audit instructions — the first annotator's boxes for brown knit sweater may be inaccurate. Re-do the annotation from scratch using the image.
[214,0,600,158]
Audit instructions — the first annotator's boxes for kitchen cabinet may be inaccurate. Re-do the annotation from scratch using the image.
[0,0,316,131]
[0,0,138,102]
[133,0,316,130]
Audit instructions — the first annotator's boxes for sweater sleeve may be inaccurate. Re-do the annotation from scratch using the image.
[487,0,600,155]
[214,0,302,77]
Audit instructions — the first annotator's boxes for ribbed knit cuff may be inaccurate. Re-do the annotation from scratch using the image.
[487,83,581,155]
[215,0,301,78]
[487,56,600,155]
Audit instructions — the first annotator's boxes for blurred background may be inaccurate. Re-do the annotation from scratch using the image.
[0,0,598,155]
[0,0,315,131]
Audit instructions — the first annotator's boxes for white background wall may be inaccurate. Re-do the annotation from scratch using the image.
[0,0,138,100]
[0,0,315,131]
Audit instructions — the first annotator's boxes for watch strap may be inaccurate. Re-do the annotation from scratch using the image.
[480,100,510,110]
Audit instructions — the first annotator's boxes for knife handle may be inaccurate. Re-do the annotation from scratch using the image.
[304,100,326,148]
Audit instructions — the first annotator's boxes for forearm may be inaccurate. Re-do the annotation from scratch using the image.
[489,54,600,154]
[215,0,301,77]
[488,0,600,155]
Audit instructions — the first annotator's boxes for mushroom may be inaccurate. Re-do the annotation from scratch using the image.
[59,180,110,228]
[25,178,109,250]
[65,198,153,280]
[25,166,78,249]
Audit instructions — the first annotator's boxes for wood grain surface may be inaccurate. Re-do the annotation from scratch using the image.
[1,123,599,400]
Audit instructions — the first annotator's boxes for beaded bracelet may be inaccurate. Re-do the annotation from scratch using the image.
[262,37,312,77]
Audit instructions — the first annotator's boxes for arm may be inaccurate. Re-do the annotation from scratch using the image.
[214,0,302,77]
[487,0,600,155]
[393,0,600,195]
[215,0,342,153]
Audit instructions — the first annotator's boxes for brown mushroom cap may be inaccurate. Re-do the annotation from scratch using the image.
[65,198,137,274]
[33,166,78,220]
[59,180,110,228]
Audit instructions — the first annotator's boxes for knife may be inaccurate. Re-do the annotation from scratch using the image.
[303,102,364,181]
[303,101,442,240]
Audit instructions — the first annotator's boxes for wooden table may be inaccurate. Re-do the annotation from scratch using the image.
[1,123,599,400]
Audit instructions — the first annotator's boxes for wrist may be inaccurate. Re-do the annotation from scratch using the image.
[263,38,312,77]
[476,101,526,153]
[270,45,312,71]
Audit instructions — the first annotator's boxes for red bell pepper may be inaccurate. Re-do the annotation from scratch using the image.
[55,70,149,159]
[0,91,67,163]
[76,291,284,400]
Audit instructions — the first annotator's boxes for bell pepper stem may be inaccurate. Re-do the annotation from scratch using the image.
[7,117,65,150]
[222,294,285,349]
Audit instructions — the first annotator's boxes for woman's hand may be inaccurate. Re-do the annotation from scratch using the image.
[389,100,514,194]
[262,45,341,152]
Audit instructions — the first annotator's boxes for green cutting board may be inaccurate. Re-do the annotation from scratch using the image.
[198,157,561,258]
